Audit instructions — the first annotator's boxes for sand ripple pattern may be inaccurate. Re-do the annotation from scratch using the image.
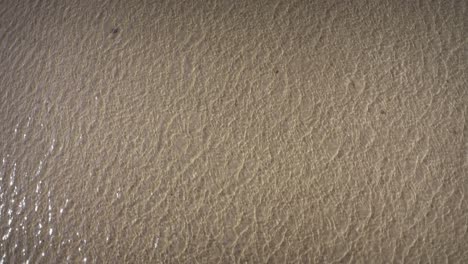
[0,0,467,263]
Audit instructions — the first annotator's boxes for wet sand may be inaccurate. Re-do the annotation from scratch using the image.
[0,0,467,263]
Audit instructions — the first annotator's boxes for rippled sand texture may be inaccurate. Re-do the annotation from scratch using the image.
[1,0,467,263]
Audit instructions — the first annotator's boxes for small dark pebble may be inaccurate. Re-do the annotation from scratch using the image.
[380,110,386,115]
[275,70,279,74]
[111,28,119,34]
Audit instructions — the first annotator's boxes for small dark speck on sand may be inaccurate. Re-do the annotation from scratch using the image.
[275,70,279,74]
[111,28,119,34]
[380,110,386,115]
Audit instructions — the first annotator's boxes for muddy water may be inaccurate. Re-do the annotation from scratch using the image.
[0,0,467,263]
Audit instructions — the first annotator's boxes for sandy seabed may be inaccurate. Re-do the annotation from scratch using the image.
[0,0,467,263]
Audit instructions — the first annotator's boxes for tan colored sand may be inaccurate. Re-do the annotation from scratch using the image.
[0,0,467,262]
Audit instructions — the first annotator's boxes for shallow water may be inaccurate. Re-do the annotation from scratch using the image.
[0,0,467,263]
